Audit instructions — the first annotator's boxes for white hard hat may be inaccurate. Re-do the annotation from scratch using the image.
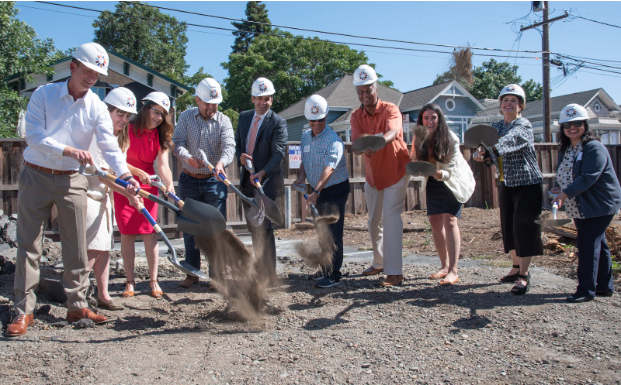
[251,77,275,97]
[559,103,589,124]
[498,84,526,103]
[353,65,378,86]
[142,91,170,114]
[103,87,137,114]
[304,95,329,120]
[72,42,109,76]
[196,78,223,104]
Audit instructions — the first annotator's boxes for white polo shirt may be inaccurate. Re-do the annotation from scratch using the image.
[24,80,130,176]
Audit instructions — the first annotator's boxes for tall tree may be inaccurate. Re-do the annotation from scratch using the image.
[222,31,389,112]
[93,2,188,81]
[0,2,57,137]
[231,1,272,54]
[433,48,474,87]
[469,59,543,102]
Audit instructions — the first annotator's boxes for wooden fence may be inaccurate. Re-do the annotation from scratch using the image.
[2,138,616,238]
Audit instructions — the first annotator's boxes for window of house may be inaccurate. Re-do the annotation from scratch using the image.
[90,87,107,101]
[147,74,153,87]
[445,99,456,112]
[123,62,130,76]
[47,73,53,82]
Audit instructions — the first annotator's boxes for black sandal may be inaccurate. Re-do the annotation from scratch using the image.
[511,273,531,295]
[500,265,520,283]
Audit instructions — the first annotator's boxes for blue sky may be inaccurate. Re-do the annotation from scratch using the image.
[14,1,621,104]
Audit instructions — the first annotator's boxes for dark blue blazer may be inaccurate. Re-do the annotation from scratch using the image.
[556,140,621,218]
[235,109,288,199]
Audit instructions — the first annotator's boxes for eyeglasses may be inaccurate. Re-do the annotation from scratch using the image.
[308,117,326,123]
[149,107,165,118]
[562,121,584,129]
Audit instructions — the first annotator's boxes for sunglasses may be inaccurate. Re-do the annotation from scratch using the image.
[561,121,584,129]
[149,107,165,118]
[309,117,326,123]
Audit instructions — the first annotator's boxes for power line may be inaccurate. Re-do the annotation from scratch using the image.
[575,15,621,29]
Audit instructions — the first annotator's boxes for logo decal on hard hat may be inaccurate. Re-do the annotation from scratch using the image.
[359,70,368,81]
[127,97,135,108]
[310,105,320,115]
[505,85,516,92]
[258,83,267,92]
[210,89,219,99]
[162,99,169,108]
[95,54,107,68]
[566,107,577,118]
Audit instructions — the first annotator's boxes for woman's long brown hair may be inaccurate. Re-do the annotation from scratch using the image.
[131,102,174,150]
[106,105,130,153]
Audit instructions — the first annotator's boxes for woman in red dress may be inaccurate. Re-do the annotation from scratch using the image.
[114,91,175,299]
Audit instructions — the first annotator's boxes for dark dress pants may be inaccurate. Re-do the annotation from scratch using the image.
[574,214,615,297]
[316,180,350,280]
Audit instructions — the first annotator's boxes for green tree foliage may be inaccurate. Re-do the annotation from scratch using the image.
[223,31,383,113]
[176,67,239,130]
[434,57,543,102]
[0,2,57,137]
[93,2,188,82]
[231,1,272,54]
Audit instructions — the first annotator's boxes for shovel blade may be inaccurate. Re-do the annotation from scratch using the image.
[464,125,499,148]
[245,190,266,227]
[535,219,572,227]
[177,198,227,236]
[258,190,283,226]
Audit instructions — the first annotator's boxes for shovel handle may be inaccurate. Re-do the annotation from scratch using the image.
[245,160,263,188]
[552,201,559,219]
[150,178,185,209]
[292,183,320,219]
[104,174,179,212]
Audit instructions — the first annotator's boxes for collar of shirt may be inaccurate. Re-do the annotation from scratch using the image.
[252,111,268,127]
[311,126,330,140]
[359,99,384,118]
[193,108,220,122]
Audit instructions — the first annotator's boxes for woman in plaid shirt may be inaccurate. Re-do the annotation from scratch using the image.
[474,84,543,295]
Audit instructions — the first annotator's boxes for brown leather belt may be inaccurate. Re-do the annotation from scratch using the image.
[25,161,77,175]
[182,168,213,179]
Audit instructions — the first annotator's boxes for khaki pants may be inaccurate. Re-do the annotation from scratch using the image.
[365,174,408,275]
[14,166,89,314]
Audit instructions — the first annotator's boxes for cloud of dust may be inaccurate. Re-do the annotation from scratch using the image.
[294,204,338,272]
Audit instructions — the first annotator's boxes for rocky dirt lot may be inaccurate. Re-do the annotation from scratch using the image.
[1,208,620,384]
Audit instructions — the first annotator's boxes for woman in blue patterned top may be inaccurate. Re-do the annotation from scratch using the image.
[474,84,543,295]
[294,95,350,288]
[551,103,621,303]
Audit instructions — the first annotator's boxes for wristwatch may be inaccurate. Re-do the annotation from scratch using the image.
[313,189,321,196]
[123,175,134,182]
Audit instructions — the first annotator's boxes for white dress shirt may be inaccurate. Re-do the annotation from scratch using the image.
[24,80,130,176]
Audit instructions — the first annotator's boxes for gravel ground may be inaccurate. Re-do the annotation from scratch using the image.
[1,208,620,384]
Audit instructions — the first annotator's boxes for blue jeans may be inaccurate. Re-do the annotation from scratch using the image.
[178,173,228,273]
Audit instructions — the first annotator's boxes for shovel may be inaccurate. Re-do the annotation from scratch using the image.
[78,163,227,237]
[352,135,386,153]
[406,161,436,177]
[149,175,185,208]
[134,200,208,279]
[244,159,284,226]
[463,125,499,148]
[291,183,338,225]
[195,150,265,228]
[535,202,572,227]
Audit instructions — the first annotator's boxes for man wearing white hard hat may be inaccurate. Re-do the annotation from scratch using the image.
[173,78,235,288]
[350,65,410,287]
[235,77,288,285]
[293,95,350,288]
[7,43,140,337]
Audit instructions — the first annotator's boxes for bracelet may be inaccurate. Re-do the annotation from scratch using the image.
[123,175,134,182]
[313,189,321,196]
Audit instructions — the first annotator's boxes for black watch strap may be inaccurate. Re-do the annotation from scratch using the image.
[123,175,134,182]
[313,189,321,196]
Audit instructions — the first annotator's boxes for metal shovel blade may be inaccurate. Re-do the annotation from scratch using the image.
[535,218,572,227]
[352,135,386,152]
[177,198,227,237]
[257,188,283,226]
[463,125,499,148]
[406,161,436,177]
[245,190,266,227]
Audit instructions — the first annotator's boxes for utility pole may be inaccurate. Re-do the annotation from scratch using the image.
[521,2,569,142]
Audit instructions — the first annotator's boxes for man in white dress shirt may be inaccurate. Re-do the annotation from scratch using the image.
[6,43,140,337]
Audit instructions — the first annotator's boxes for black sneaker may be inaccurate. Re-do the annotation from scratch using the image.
[308,271,323,281]
[316,276,340,288]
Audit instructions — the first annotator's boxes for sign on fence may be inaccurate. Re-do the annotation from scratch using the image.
[289,145,301,169]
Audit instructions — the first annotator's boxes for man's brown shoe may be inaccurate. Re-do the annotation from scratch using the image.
[5,314,34,337]
[179,275,199,288]
[67,308,108,325]
[362,266,383,276]
[380,275,404,287]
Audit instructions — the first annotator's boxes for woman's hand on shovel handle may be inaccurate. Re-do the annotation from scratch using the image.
[552,192,567,209]
[118,173,140,195]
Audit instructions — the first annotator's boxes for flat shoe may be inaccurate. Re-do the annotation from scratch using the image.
[97,297,124,311]
[362,266,383,276]
[566,294,594,303]
[150,280,163,299]
[379,275,404,286]
[439,276,459,286]
[429,272,448,280]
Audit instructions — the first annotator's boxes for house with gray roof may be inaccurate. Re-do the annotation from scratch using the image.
[470,88,621,143]
[278,78,485,143]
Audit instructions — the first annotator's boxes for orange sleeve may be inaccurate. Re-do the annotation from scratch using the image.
[386,104,403,134]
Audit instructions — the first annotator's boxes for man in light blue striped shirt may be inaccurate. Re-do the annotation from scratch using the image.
[294,95,350,288]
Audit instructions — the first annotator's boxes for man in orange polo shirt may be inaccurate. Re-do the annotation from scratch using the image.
[350,65,410,287]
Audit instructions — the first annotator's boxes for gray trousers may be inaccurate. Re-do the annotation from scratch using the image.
[14,166,89,314]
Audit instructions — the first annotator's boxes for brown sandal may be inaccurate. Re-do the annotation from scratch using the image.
[122,281,135,298]
[150,280,163,299]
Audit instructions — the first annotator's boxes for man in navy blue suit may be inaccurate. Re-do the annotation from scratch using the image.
[235,77,288,285]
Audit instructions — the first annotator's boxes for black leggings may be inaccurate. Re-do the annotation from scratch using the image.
[499,182,543,257]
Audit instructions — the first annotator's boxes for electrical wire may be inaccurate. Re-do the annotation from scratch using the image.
[575,15,621,29]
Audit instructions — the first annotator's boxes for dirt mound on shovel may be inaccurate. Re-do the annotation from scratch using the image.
[195,230,265,322]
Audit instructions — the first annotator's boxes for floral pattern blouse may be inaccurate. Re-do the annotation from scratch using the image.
[556,142,584,219]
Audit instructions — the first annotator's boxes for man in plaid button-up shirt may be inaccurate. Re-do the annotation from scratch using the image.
[172,78,235,288]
